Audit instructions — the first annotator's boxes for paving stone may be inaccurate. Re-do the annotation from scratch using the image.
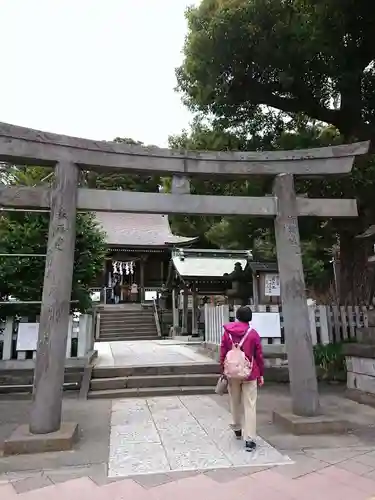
[294,471,366,500]
[5,470,44,483]
[273,454,328,479]
[318,465,375,495]
[336,458,374,476]
[167,470,201,481]
[304,447,370,465]
[108,395,291,478]
[355,451,375,468]
[12,475,53,494]
[108,441,170,477]
[110,421,160,444]
[203,467,246,482]
[102,478,150,499]
[235,465,274,475]
[166,445,231,471]
[0,484,17,499]
[132,472,174,489]
[45,463,107,484]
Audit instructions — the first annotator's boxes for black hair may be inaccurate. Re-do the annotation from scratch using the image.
[236,306,252,323]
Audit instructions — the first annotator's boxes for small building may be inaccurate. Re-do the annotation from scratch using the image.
[93,212,196,303]
[166,248,279,335]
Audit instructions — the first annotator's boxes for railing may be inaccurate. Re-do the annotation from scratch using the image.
[93,308,101,341]
[0,313,94,361]
[153,298,162,337]
[204,303,369,347]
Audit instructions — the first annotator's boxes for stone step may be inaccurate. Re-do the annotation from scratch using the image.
[96,335,159,342]
[99,310,154,316]
[100,312,154,320]
[0,381,80,396]
[100,328,157,334]
[92,363,220,378]
[88,385,216,399]
[0,369,83,387]
[99,330,158,340]
[98,328,157,335]
[99,322,156,329]
[100,320,155,327]
[100,317,155,324]
[90,373,219,391]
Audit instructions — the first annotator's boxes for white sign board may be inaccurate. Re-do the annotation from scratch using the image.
[16,323,39,351]
[251,313,281,339]
[264,273,280,296]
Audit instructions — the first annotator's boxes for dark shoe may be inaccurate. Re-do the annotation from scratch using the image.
[245,440,256,452]
[234,430,242,439]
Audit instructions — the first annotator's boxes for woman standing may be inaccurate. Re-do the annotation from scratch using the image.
[220,306,264,452]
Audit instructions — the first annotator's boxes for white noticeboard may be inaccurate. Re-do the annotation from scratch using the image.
[16,323,39,351]
[264,273,280,296]
[251,313,281,339]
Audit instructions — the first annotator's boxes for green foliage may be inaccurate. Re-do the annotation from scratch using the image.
[177,0,375,303]
[168,117,337,292]
[0,166,107,318]
[83,137,160,193]
[0,134,160,319]
[313,341,354,381]
[178,0,375,139]
[0,211,107,318]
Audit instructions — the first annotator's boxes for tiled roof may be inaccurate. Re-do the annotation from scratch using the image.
[172,248,251,278]
[94,212,197,247]
[248,261,278,272]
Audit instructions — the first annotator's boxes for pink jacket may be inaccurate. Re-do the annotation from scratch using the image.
[220,321,264,381]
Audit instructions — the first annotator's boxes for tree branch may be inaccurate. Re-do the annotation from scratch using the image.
[239,78,342,128]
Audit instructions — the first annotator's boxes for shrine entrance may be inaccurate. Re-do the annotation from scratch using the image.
[0,121,368,438]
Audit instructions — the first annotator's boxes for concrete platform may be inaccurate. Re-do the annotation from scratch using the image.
[3,422,79,456]
[272,410,349,435]
[94,340,215,368]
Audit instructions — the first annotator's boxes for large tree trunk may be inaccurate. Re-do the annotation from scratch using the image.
[339,228,375,305]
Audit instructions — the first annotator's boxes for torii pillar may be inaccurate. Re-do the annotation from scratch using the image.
[273,174,319,416]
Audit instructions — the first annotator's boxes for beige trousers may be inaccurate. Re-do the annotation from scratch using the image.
[228,379,257,440]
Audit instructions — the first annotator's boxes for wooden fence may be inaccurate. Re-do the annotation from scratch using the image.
[0,313,93,361]
[204,304,369,347]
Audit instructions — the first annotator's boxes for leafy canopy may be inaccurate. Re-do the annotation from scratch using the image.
[176,0,375,303]
[178,0,375,140]
[0,166,107,318]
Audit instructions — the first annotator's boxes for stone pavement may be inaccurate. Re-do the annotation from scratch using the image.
[2,386,375,497]
[2,462,375,498]
[94,339,214,367]
[108,395,291,477]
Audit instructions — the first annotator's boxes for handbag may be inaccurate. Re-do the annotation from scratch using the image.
[215,375,228,395]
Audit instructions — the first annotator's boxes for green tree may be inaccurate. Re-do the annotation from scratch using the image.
[168,117,338,295]
[0,166,107,318]
[83,137,161,192]
[177,0,375,303]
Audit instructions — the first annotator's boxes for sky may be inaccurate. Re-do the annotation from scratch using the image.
[0,0,199,146]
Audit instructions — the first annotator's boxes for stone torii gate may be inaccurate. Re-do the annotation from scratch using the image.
[0,123,369,444]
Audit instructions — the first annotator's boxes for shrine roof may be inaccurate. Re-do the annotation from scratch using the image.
[171,248,252,278]
[94,212,197,248]
[248,261,278,273]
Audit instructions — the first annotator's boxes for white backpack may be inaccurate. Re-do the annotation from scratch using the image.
[224,329,253,380]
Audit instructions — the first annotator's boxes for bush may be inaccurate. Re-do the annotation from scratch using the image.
[313,340,354,381]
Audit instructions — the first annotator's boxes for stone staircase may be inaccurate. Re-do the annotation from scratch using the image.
[88,362,220,399]
[97,304,159,342]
